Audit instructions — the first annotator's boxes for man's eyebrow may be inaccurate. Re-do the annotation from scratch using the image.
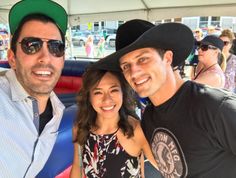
[120,50,150,65]
[135,50,150,58]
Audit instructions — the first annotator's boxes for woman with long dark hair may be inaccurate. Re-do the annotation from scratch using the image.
[70,65,158,178]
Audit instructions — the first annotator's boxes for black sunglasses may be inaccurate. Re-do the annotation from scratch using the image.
[223,41,230,46]
[197,44,218,51]
[18,37,65,57]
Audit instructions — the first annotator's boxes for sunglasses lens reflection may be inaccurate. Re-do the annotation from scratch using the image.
[223,41,230,46]
[21,38,42,54]
[20,37,65,57]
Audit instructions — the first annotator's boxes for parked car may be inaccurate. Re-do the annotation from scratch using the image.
[71,31,91,46]
[71,36,86,46]
[106,34,116,48]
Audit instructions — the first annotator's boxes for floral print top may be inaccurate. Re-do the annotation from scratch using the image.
[224,54,236,93]
[82,129,141,178]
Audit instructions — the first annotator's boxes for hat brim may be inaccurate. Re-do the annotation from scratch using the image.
[93,23,194,72]
[200,40,213,45]
[9,0,68,35]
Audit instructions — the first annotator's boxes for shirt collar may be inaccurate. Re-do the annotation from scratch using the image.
[6,69,29,101]
[5,69,65,110]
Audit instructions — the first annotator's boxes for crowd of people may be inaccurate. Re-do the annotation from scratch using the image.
[1,0,236,178]
[187,27,236,91]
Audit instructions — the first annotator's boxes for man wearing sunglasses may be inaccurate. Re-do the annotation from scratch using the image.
[0,0,67,177]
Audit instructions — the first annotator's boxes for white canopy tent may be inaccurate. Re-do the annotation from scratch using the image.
[0,0,236,26]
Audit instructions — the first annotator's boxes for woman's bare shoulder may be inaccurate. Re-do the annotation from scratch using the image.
[127,115,141,129]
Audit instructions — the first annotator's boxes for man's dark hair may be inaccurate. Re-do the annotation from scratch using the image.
[10,13,65,54]
[155,48,166,59]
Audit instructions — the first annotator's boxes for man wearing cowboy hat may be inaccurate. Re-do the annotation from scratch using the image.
[92,20,236,178]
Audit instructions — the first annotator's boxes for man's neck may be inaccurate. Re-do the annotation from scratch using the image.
[150,70,184,106]
[35,95,51,114]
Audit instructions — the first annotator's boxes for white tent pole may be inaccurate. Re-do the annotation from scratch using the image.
[66,25,74,59]
[66,0,74,59]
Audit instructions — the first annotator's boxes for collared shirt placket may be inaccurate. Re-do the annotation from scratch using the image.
[23,97,40,177]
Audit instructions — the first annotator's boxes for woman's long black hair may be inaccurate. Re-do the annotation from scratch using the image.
[73,67,139,146]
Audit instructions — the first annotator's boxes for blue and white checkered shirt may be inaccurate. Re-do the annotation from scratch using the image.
[0,69,65,178]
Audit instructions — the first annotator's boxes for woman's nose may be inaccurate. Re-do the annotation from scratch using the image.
[102,92,113,103]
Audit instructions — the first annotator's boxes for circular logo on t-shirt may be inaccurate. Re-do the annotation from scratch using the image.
[151,128,187,178]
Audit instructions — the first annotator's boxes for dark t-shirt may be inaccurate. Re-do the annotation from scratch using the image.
[39,99,53,135]
[141,81,236,178]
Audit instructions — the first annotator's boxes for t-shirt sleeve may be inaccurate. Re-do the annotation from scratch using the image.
[214,94,236,155]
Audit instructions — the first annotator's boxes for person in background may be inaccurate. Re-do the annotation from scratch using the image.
[193,35,225,88]
[219,29,236,92]
[194,28,203,41]
[96,37,106,58]
[93,22,236,178]
[188,28,203,79]
[0,0,67,177]
[0,34,6,60]
[231,33,236,55]
[207,26,216,35]
[70,66,158,178]
[85,35,94,58]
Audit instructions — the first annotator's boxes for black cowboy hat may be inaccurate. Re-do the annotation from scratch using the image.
[93,22,194,72]
[115,19,155,50]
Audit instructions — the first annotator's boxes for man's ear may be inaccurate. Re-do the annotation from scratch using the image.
[7,49,16,69]
[163,50,173,66]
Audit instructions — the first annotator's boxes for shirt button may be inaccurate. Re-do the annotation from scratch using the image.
[34,113,39,118]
